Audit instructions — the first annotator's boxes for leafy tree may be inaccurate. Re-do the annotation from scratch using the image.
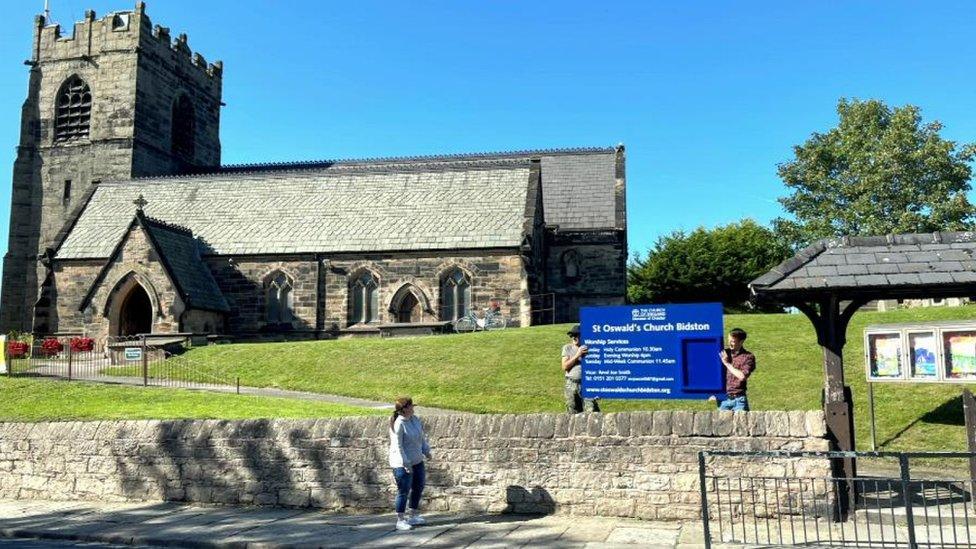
[775,98,976,248]
[627,219,790,312]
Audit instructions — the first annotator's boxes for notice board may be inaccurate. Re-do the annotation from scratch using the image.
[579,303,725,399]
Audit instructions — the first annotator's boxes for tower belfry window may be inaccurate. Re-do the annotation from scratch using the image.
[171,94,196,160]
[54,76,91,142]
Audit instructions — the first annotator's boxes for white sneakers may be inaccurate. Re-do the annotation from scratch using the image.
[396,513,426,531]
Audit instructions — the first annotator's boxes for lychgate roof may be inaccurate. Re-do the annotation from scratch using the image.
[57,161,535,258]
[751,232,976,301]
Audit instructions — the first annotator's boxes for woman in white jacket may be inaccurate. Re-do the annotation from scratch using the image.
[389,396,431,531]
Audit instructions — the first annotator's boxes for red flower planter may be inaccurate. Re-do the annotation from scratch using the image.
[40,337,64,357]
[70,337,95,353]
[6,341,29,359]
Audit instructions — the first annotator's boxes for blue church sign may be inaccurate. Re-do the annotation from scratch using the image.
[579,303,726,400]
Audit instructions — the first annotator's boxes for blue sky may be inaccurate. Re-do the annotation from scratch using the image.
[2,0,976,267]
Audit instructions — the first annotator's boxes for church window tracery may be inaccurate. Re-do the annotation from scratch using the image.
[54,76,91,142]
[350,272,379,324]
[440,268,471,321]
[265,272,294,325]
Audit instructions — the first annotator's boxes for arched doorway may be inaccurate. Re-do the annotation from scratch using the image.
[118,284,153,336]
[396,292,421,323]
[390,284,431,324]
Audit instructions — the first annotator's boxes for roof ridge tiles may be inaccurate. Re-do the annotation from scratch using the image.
[124,156,539,183]
[141,214,195,236]
[827,231,976,247]
[221,146,615,170]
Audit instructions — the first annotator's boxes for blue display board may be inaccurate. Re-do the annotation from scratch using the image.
[579,303,725,400]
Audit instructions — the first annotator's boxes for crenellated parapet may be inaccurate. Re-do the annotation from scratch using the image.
[33,1,222,80]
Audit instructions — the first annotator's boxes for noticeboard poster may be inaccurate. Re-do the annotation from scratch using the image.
[867,333,902,379]
[579,303,725,400]
[944,330,976,380]
[908,332,938,379]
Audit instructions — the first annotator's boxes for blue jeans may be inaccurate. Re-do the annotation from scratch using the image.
[719,395,749,411]
[393,462,426,513]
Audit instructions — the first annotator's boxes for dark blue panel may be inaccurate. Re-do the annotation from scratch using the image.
[682,338,725,393]
[579,303,724,400]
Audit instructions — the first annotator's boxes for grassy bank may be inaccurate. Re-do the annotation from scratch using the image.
[130,305,976,452]
[0,377,386,422]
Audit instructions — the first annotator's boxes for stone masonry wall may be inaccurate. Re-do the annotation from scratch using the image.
[0,411,829,521]
[546,230,627,324]
[323,252,527,329]
[54,226,183,339]
[206,256,319,334]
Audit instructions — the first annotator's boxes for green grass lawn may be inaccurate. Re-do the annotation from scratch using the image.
[0,377,386,422]
[146,305,976,452]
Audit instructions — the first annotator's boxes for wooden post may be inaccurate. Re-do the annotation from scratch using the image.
[962,388,976,513]
[799,296,862,520]
[868,382,877,451]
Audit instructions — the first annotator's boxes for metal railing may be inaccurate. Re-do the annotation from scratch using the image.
[530,292,556,325]
[700,450,976,548]
[5,333,238,393]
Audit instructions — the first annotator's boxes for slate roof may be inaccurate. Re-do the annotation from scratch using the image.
[750,232,976,299]
[186,147,619,229]
[141,216,230,312]
[56,160,536,259]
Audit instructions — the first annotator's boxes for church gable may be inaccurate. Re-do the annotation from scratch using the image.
[74,209,228,337]
[79,217,183,336]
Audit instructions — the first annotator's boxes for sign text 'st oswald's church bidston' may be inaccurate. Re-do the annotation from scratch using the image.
[0,2,627,340]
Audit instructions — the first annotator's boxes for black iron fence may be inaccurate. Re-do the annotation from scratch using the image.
[530,293,556,325]
[4,333,238,392]
[700,450,976,548]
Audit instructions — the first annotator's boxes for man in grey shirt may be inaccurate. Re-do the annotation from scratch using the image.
[561,324,600,413]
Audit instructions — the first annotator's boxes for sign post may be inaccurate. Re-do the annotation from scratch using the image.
[0,335,5,375]
[580,303,725,400]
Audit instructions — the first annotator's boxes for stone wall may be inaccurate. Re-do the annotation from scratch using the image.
[323,253,528,329]
[207,256,319,334]
[0,411,829,520]
[545,229,627,324]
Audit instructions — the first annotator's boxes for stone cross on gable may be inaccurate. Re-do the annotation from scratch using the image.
[133,194,148,211]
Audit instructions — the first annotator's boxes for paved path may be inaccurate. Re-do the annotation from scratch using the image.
[0,500,710,548]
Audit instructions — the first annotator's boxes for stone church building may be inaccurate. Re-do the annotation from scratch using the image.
[0,3,627,340]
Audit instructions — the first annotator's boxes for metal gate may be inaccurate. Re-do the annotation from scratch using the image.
[700,450,976,548]
[5,333,238,391]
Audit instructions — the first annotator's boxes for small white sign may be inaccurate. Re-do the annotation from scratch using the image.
[0,335,6,374]
[124,347,143,362]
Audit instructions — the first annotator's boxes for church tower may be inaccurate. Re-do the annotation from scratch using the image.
[0,2,223,332]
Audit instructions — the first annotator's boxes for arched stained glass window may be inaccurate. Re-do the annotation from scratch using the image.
[171,94,195,160]
[350,272,379,324]
[54,76,92,142]
[440,268,471,321]
[266,272,294,325]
